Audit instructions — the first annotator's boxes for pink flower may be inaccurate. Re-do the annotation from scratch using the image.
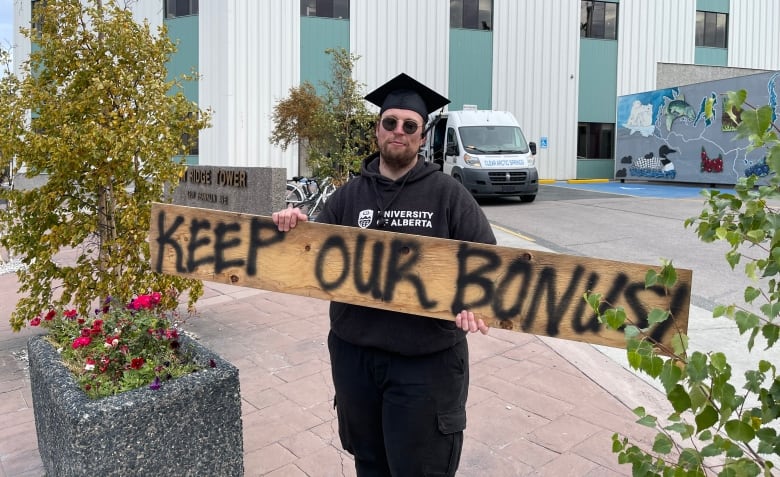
[150,292,162,305]
[30,316,42,326]
[104,336,119,348]
[72,336,92,349]
[84,357,96,371]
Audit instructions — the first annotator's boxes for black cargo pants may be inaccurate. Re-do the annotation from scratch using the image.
[328,331,469,477]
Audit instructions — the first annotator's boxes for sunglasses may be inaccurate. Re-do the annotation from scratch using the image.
[381,117,422,135]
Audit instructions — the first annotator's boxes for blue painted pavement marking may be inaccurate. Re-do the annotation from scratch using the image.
[548,181,732,199]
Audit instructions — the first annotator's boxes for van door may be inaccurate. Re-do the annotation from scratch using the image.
[443,127,459,175]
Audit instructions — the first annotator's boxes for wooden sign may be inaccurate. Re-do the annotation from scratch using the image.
[149,203,692,349]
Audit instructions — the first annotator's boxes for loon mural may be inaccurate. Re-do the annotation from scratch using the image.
[615,70,780,186]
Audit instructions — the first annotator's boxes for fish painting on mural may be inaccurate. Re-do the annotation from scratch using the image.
[663,92,696,131]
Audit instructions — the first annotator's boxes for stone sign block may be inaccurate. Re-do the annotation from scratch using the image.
[172,165,286,215]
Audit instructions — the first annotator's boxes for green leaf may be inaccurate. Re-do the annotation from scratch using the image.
[709,352,727,372]
[725,419,756,442]
[659,360,683,393]
[624,325,640,339]
[636,414,657,427]
[647,308,669,325]
[762,323,779,347]
[627,350,642,370]
[735,311,760,335]
[699,442,722,458]
[671,333,688,355]
[604,307,627,330]
[695,405,718,432]
[677,448,702,469]
[760,301,780,319]
[641,355,665,378]
[645,269,658,288]
[668,384,692,413]
[686,352,709,383]
[744,286,761,303]
[652,433,673,454]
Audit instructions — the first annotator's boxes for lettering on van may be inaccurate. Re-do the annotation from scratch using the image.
[481,158,526,168]
[149,203,692,350]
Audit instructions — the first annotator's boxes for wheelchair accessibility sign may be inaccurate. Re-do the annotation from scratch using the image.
[540,136,548,149]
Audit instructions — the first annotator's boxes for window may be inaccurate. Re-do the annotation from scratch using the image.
[696,11,727,48]
[580,1,618,40]
[165,0,198,19]
[450,0,493,30]
[300,0,350,19]
[577,123,614,159]
[31,0,45,34]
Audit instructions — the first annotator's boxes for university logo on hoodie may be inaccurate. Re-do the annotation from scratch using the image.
[358,209,374,229]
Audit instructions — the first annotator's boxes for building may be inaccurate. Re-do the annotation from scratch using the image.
[12,0,780,180]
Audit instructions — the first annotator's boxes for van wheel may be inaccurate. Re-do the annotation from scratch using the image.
[520,195,536,203]
[452,173,463,184]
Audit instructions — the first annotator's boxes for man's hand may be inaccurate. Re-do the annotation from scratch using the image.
[272,205,309,231]
[455,310,489,335]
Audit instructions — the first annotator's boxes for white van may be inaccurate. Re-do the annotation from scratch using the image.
[423,108,538,202]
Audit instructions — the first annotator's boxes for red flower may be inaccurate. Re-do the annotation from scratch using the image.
[44,309,56,321]
[131,295,154,310]
[164,329,179,340]
[130,357,145,370]
[64,309,77,319]
[85,357,96,371]
[72,336,92,349]
[30,316,42,327]
[150,292,162,305]
[80,328,91,338]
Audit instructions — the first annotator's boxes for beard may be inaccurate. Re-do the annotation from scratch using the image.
[378,139,418,171]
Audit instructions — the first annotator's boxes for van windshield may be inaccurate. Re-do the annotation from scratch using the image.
[459,126,528,154]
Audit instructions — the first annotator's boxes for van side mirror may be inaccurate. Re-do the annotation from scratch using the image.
[529,141,537,155]
[446,144,458,156]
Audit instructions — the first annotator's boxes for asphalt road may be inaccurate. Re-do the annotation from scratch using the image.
[479,182,743,313]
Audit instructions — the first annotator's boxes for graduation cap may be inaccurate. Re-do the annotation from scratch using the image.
[364,73,450,121]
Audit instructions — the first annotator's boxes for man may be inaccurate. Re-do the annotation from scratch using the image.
[272,73,496,476]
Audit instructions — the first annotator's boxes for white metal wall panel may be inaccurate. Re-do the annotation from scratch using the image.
[616,0,696,96]
[130,0,163,33]
[493,0,580,180]
[729,0,780,70]
[12,0,31,77]
[199,1,300,172]
[351,0,450,109]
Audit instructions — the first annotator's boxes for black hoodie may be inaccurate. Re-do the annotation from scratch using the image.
[315,153,497,356]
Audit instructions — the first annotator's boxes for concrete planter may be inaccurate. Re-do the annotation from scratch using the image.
[28,334,244,476]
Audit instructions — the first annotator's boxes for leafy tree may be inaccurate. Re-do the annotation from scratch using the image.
[587,91,780,476]
[270,47,376,184]
[0,0,211,331]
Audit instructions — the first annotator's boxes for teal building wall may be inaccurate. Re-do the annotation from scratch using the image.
[165,15,199,164]
[300,17,350,94]
[448,29,493,110]
[577,38,618,178]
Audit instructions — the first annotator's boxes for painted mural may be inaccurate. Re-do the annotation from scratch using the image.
[614,70,780,185]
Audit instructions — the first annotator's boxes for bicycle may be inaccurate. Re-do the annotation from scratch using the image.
[285,176,337,219]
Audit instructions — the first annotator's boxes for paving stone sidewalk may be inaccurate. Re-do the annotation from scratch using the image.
[0,234,670,476]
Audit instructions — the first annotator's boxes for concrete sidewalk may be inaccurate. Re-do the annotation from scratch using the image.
[0,227,672,476]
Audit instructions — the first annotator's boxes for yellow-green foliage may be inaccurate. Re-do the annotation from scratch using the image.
[270,48,376,184]
[0,0,211,331]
